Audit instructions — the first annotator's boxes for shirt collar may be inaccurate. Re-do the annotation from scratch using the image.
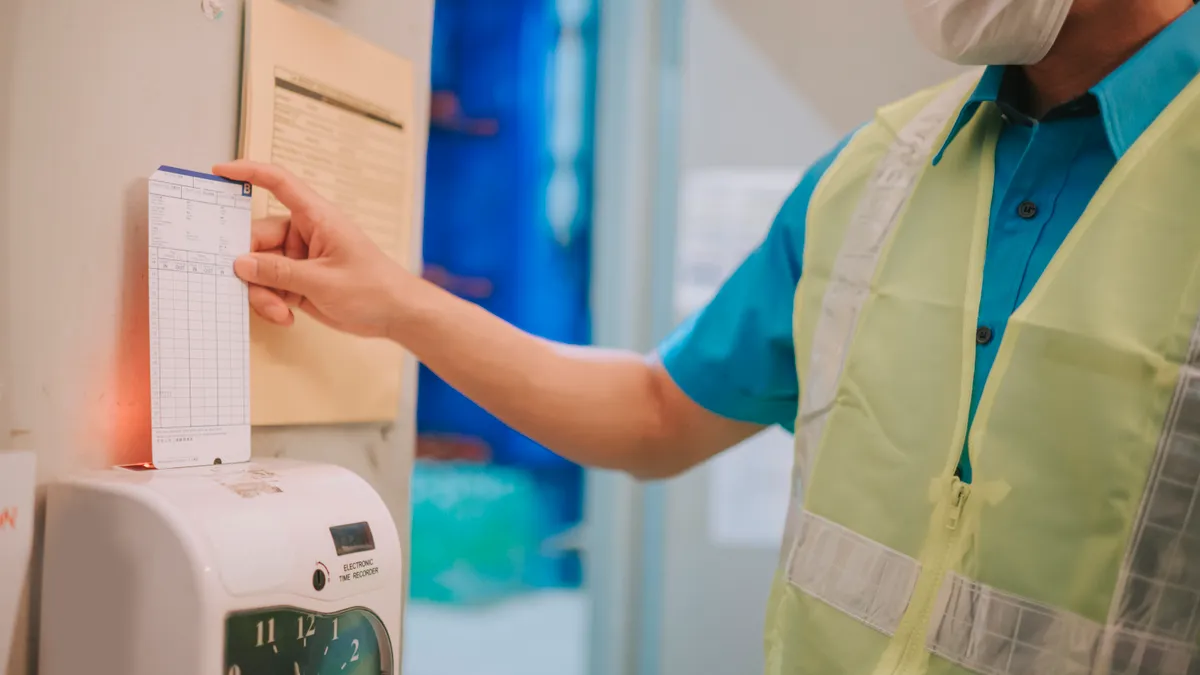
[933,4,1200,165]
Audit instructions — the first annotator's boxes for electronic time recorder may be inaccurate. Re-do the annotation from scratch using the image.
[38,459,403,675]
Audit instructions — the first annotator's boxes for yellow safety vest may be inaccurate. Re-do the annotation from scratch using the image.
[766,69,1200,675]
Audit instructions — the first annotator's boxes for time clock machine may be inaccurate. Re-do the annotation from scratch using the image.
[38,459,403,675]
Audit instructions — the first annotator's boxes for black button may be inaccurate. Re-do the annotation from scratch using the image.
[312,568,327,591]
[976,326,994,346]
[1017,201,1038,219]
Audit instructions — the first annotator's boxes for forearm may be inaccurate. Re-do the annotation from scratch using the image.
[389,277,734,478]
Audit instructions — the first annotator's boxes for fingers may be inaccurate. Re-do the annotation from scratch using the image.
[278,224,307,309]
[234,252,316,295]
[252,222,306,308]
[298,297,339,331]
[247,285,294,326]
[283,215,309,265]
[251,216,292,252]
[212,161,322,217]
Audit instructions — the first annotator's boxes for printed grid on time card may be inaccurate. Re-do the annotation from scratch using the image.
[148,166,253,468]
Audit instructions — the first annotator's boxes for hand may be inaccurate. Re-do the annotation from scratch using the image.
[212,160,410,338]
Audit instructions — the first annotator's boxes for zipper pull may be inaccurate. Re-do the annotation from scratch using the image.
[946,479,970,531]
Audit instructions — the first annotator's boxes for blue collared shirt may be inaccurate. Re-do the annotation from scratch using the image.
[659,5,1200,482]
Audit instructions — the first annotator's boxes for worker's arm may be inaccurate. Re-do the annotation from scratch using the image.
[392,282,763,478]
[214,160,762,479]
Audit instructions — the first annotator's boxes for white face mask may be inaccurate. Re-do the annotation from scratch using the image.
[903,0,1075,65]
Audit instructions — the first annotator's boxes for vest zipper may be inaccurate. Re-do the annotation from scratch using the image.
[891,476,971,674]
[946,478,969,531]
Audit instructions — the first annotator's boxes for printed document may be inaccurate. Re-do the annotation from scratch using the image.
[0,451,35,669]
[240,0,418,426]
[677,168,803,548]
[148,166,253,468]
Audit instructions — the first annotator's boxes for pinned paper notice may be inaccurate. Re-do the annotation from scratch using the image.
[675,169,805,549]
[240,0,417,426]
[148,166,253,468]
[0,451,35,669]
[708,428,794,549]
[675,168,803,319]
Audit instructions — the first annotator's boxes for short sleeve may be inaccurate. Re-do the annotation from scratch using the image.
[657,133,855,431]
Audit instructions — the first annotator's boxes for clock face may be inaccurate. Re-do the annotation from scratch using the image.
[224,607,392,675]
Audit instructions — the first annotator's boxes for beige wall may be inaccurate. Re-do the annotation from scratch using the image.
[0,1,431,673]
[709,0,960,135]
[0,0,16,450]
[1,2,19,674]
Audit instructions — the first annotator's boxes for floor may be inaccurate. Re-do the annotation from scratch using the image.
[402,590,588,675]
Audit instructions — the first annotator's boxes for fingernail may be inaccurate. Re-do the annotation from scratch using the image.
[234,256,258,280]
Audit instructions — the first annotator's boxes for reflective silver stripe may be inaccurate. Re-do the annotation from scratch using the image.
[929,574,1194,675]
[787,520,1199,673]
[928,573,1097,675]
[786,510,920,635]
[1097,324,1200,671]
[787,69,982,524]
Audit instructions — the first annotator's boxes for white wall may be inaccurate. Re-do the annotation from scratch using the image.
[655,2,957,674]
[0,2,431,674]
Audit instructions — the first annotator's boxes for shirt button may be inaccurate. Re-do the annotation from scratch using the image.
[976,325,994,346]
[1017,201,1039,219]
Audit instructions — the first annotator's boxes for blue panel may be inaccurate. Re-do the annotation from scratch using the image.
[414,0,599,594]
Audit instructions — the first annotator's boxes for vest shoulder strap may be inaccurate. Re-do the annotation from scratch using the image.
[808,71,984,223]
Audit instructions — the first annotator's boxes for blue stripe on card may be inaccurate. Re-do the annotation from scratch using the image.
[156,165,252,196]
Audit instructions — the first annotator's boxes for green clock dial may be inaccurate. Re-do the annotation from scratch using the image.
[224,607,392,675]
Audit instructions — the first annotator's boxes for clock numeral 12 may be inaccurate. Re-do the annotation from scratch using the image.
[298,615,316,646]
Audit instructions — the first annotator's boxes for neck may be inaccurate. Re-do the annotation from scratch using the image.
[1022,1,1193,116]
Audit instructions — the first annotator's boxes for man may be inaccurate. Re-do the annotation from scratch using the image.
[217,0,1200,671]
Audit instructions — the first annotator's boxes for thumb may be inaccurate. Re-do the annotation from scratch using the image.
[234,252,317,295]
